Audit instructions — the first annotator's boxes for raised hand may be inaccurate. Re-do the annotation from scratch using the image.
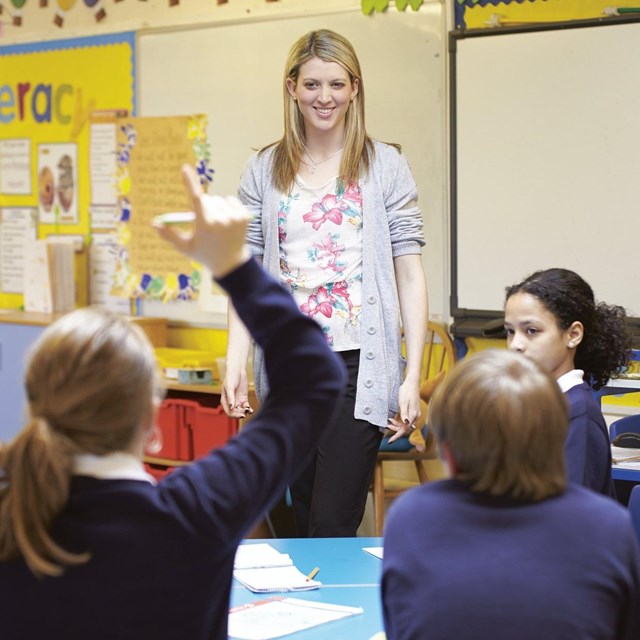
[153,164,251,279]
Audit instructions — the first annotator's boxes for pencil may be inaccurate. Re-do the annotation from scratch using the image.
[306,566,320,581]
[152,211,196,225]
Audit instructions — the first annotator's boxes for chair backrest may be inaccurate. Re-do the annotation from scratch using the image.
[609,414,640,441]
[421,321,457,380]
[627,485,640,545]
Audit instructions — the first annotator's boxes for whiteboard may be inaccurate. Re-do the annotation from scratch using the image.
[451,20,640,324]
[137,5,444,325]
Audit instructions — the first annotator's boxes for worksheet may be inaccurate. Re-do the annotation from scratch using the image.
[228,597,363,640]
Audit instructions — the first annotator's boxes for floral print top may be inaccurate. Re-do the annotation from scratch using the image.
[278,176,363,350]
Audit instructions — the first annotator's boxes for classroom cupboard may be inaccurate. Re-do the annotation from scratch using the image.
[0,317,46,443]
[144,386,244,480]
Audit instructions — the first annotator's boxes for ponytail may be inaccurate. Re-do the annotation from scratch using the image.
[0,307,159,578]
[576,302,631,390]
[0,417,90,577]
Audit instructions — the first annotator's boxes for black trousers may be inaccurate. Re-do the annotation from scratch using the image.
[290,350,384,537]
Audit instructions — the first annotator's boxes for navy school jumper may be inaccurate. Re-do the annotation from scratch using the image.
[0,258,346,640]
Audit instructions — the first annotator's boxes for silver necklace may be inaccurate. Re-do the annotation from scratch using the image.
[303,147,343,174]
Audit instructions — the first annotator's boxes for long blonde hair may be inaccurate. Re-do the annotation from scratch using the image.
[269,29,375,192]
[429,349,568,502]
[0,308,160,577]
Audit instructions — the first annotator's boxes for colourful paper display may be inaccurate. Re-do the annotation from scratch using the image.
[0,33,135,308]
[112,114,212,302]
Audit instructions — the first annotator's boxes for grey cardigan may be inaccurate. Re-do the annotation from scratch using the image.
[238,140,425,427]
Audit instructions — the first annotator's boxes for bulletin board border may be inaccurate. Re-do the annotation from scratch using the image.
[0,32,137,116]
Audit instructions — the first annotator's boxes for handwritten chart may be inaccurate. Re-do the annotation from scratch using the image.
[112,114,212,301]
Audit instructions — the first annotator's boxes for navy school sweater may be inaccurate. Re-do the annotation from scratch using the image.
[0,258,346,640]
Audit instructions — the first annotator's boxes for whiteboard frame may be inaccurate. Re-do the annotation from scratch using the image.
[449,17,640,337]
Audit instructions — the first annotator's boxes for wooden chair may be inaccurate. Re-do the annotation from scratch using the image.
[372,321,457,536]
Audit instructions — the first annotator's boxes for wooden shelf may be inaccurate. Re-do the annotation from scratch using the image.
[162,377,256,396]
[144,455,191,467]
[0,310,64,326]
[163,378,223,394]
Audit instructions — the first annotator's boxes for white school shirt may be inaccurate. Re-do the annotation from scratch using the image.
[557,369,585,393]
[73,451,156,484]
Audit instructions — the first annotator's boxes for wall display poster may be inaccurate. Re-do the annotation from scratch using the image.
[112,114,213,302]
[0,207,37,294]
[0,139,31,195]
[89,232,132,314]
[90,109,129,231]
[37,142,78,224]
[0,32,135,307]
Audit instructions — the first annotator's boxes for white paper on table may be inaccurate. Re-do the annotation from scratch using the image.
[611,445,640,467]
[234,544,293,570]
[233,565,321,593]
[228,597,363,640]
[363,546,384,559]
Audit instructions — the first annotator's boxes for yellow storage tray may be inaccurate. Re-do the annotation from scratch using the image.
[154,348,216,380]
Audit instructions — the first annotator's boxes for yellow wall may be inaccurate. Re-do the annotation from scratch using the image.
[0,34,135,310]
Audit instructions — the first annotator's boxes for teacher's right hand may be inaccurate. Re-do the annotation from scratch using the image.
[221,365,254,418]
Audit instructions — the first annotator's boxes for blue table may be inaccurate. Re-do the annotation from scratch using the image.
[612,466,640,482]
[599,379,640,484]
[230,537,384,640]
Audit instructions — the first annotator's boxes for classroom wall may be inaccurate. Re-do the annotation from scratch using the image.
[0,0,368,43]
[0,0,450,326]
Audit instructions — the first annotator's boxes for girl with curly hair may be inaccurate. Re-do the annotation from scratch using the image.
[504,268,631,496]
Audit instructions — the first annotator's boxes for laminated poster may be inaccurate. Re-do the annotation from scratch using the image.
[37,143,78,224]
[111,114,213,301]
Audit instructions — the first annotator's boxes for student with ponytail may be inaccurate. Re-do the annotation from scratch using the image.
[0,166,345,640]
[504,267,631,497]
[0,308,158,578]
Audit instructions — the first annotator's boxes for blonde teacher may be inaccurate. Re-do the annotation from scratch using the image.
[222,29,428,537]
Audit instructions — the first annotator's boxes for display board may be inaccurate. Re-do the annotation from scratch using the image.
[137,5,445,324]
[0,32,135,309]
[450,19,640,335]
